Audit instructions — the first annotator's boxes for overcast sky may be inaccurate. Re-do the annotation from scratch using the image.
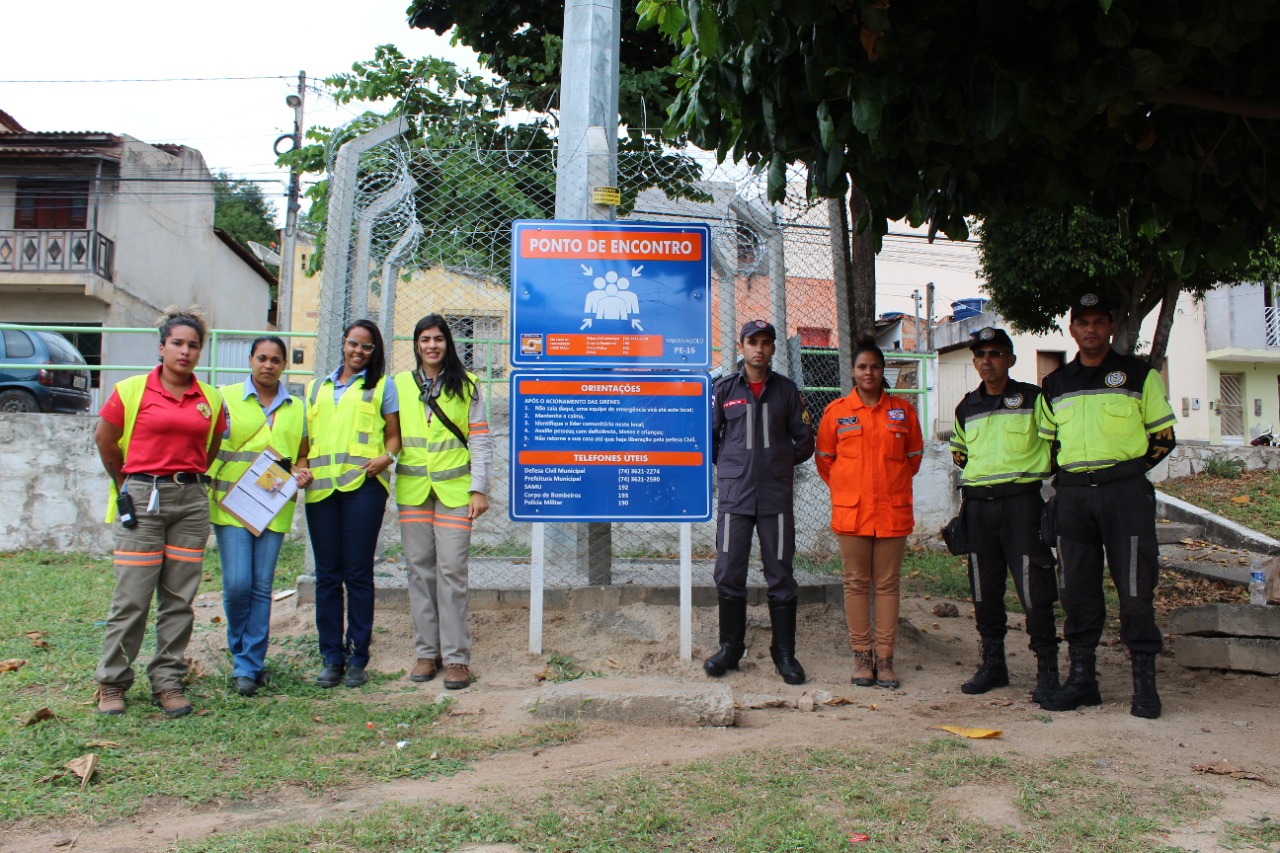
[4,0,983,310]
[4,0,476,210]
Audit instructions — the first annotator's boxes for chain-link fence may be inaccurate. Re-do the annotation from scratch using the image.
[314,124,930,588]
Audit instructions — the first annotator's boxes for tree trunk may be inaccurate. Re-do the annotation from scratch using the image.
[848,185,876,338]
[1147,280,1182,369]
[830,195,855,395]
[1111,268,1155,355]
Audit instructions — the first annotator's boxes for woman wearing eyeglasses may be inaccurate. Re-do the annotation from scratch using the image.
[393,315,493,690]
[303,319,401,689]
[208,336,313,697]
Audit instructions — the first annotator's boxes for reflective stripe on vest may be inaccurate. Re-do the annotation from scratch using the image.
[304,375,387,502]
[392,370,473,508]
[103,374,223,523]
[207,384,306,532]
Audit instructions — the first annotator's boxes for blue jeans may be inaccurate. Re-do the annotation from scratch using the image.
[305,478,387,668]
[214,524,285,680]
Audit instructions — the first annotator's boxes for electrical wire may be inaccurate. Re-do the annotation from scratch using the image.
[0,75,293,84]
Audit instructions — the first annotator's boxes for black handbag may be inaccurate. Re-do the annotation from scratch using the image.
[941,504,970,555]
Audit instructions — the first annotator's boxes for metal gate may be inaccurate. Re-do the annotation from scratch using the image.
[1219,373,1245,444]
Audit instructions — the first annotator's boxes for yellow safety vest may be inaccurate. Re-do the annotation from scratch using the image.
[103,373,223,522]
[393,370,474,508]
[304,374,388,503]
[208,384,306,532]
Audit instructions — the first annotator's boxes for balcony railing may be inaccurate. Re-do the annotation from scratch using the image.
[1267,306,1279,348]
[0,229,114,280]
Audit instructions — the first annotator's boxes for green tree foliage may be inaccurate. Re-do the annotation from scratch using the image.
[405,0,677,132]
[641,0,1280,275]
[285,46,706,278]
[978,209,1280,361]
[213,172,278,256]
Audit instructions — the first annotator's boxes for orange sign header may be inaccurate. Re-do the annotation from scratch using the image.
[519,229,703,261]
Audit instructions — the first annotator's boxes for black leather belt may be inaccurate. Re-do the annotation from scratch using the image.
[128,472,211,485]
[1054,458,1147,487]
[962,481,1043,500]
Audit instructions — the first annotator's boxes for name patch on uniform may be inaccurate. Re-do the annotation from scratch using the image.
[1105,371,1127,387]
[838,416,859,425]
[1004,393,1023,408]
[888,409,906,421]
[722,398,746,409]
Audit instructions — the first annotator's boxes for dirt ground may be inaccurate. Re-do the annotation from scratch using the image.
[5,587,1279,853]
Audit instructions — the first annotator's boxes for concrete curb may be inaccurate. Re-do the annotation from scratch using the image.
[1155,491,1280,555]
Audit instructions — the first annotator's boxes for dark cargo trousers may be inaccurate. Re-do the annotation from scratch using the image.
[1054,475,1163,655]
[713,511,798,602]
[964,491,1059,653]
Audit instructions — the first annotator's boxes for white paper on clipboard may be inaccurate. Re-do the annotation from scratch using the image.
[217,445,298,536]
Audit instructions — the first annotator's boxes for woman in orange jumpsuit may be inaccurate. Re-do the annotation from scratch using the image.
[816,335,924,688]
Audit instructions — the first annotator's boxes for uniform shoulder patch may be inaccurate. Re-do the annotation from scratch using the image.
[802,410,811,424]
[1105,370,1127,387]
[1004,393,1024,408]
[888,408,906,421]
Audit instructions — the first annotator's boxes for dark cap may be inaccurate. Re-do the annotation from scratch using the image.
[969,327,1014,352]
[1070,292,1113,321]
[740,319,776,341]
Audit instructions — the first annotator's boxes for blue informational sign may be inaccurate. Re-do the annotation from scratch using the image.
[509,371,712,522]
[511,220,712,369]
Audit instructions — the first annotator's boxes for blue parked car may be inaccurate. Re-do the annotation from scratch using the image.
[0,329,92,413]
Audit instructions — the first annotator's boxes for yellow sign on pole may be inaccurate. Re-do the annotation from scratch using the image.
[591,186,621,206]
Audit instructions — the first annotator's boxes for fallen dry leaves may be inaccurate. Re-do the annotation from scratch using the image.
[928,725,1002,739]
[0,659,27,673]
[1192,759,1274,786]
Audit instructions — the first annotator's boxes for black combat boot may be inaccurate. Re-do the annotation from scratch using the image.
[1032,649,1060,705]
[961,637,1010,695]
[1130,651,1162,719]
[703,597,747,677]
[1039,647,1102,711]
[768,600,806,685]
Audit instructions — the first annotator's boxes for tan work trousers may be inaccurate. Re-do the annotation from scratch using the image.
[400,498,474,665]
[95,479,209,692]
[838,535,906,659]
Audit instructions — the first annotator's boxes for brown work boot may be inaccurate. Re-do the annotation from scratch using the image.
[96,683,126,715]
[410,657,441,683]
[850,650,875,687]
[443,663,472,690]
[153,687,193,717]
[875,655,900,689]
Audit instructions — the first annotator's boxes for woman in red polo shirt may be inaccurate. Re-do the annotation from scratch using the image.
[92,306,226,718]
[816,335,923,690]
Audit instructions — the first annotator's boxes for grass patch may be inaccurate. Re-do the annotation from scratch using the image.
[0,550,576,823]
[1159,469,1280,534]
[542,652,600,683]
[1222,815,1280,850]
[175,738,1214,853]
[902,547,972,600]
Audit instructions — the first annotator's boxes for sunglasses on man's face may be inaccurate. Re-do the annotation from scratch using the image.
[972,349,1009,358]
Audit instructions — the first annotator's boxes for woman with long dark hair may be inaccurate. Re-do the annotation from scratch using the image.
[93,306,226,717]
[209,336,313,697]
[394,314,493,690]
[816,335,923,689]
[304,319,401,689]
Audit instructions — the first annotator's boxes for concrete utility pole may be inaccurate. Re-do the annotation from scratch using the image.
[925,281,935,352]
[555,0,621,586]
[913,289,921,352]
[275,70,306,334]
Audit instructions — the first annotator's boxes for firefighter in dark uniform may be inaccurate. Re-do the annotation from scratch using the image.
[950,328,1060,703]
[1036,293,1177,719]
[704,320,815,685]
